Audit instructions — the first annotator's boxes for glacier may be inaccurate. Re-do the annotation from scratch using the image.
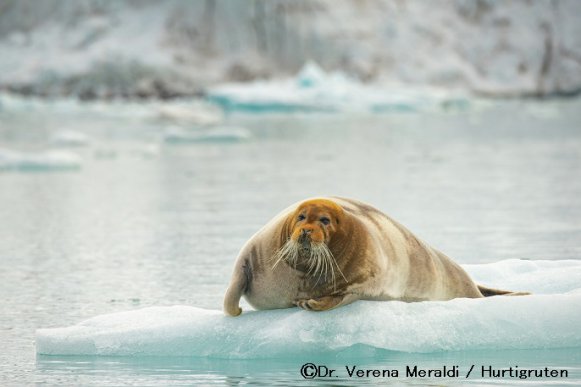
[36,259,581,358]
[1,1,579,99]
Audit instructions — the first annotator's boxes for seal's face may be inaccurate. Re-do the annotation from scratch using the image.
[272,199,347,286]
[290,199,342,248]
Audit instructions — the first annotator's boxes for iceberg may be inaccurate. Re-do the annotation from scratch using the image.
[0,148,82,171]
[36,260,581,358]
[207,62,469,114]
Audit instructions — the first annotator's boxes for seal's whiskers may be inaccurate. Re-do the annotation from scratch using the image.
[272,239,347,290]
[272,239,299,269]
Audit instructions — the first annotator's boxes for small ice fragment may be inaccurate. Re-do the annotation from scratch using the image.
[50,130,90,147]
[157,103,223,126]
[163,126,250,144]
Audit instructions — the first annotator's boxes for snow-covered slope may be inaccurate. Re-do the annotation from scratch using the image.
[1,0,580,99]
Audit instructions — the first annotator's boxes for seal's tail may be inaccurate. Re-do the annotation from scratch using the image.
[477,285,531,297]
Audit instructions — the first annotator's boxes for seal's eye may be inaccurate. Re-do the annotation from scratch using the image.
[320,217,330,225]
[297,214,306,221]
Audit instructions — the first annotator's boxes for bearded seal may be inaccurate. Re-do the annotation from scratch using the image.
[224,197,527,316]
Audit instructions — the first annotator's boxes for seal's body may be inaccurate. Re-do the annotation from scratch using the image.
[224,197,524,316]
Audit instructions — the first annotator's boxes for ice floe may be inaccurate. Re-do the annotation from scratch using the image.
[207,62,470,113]
[36,259,581,358]
[0,148,82,171]
[162,126,251,144]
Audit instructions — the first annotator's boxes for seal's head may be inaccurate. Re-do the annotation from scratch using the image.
[273,199,347,285]
[290,199,344,247]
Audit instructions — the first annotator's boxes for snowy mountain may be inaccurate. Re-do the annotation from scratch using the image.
[0,0,579,99]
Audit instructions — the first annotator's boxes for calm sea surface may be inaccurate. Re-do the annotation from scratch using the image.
[1,96,580,385]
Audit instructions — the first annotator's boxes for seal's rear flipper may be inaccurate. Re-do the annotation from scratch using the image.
[223,259,249,317]
[478,285,531,297]
[223,284,243,316]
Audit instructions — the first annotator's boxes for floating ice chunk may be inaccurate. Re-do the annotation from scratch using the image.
[50,130,90,147]
[156,103,223,126]
[163,126,251,144]
[0,148,82,171]
[188,127,251,143]
[36,260,581,358]
[208,82,335,113]
[207,61,469,113]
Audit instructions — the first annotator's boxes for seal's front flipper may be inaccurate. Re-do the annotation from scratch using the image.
[294,294,357,312]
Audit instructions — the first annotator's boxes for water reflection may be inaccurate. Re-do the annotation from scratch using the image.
[37,348,581,386]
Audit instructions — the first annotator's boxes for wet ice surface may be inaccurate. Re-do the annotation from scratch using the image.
[1,95,581,385]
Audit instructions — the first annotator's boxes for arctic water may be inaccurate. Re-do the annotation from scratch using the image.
[1,95,581,385]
